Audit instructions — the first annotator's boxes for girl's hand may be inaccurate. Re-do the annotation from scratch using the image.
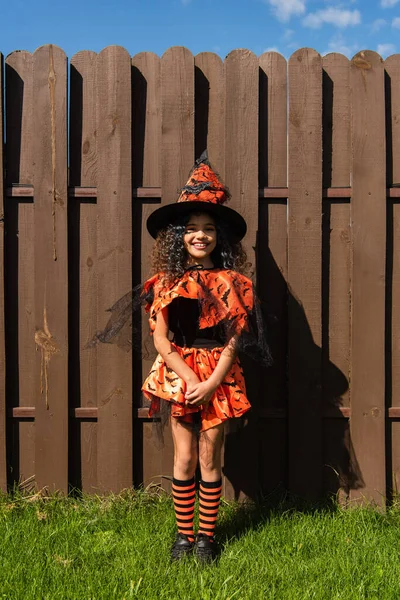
[185,376,201,399]
[185,381,216,407]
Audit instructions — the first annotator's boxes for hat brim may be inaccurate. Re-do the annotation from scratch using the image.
[146,202,247,242]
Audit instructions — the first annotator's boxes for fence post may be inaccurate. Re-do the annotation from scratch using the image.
[288,48,323,500]
[0,52,6,492]
[96,46,133,493]
[33,45,69,492]
[350,51,386,505]
[224,49,259,499]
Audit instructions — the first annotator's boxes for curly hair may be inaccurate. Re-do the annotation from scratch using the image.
[150,212,249,284]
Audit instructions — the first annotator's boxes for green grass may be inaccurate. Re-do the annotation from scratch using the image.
[1,489,400,599]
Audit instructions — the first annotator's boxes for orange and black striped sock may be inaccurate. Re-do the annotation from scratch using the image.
[172,477,196,543]
[198,478,222,540]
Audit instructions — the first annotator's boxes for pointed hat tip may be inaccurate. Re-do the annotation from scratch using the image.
[196,149,209,165]
[199,149,208,161]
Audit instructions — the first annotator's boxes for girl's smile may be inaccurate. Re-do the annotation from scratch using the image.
[183,213,217,267]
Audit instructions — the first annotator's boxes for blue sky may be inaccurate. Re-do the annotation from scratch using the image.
[0,0,399,60]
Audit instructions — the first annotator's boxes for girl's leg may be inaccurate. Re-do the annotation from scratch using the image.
[171,416,198,480]
[170,417,198,551]
[197,423,224,543]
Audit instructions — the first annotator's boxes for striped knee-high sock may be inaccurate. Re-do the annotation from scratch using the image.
[172,477,196,542]
[198,479,222,539]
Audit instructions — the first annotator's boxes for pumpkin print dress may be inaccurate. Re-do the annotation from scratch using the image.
[141,267,254,432]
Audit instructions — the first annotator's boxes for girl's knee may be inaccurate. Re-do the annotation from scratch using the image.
[199,449,221,475]
[174,451,197,476]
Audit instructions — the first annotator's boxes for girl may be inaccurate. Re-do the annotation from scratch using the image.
[141,153,268,562]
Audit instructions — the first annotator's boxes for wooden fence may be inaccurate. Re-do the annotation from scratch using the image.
[1,44,400,503]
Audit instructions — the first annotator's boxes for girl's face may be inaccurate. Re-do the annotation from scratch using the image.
[183,213,217,267]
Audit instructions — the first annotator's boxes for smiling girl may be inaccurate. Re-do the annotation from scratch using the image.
[140,153,265,562]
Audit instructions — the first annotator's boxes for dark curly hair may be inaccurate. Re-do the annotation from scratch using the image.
[150,211,249,284]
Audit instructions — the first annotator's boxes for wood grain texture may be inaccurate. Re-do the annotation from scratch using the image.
[258,53,288,409]
[385,55,400,494]
[96,46,133,492]
[288,48,323,500]
[5,51,36,485]
[132,51,162,487]
[33,45,68,492]
[322,53,351,188]
[132,51,161,189]
[0,53,5,491]
[385,55,400,186]
[321,53,352,497]
[225,49,259,263]
[224,49,259,499]
[132,51,161,306]
[258,52,288,493]
[194,52,225,178]
[161,47,194,206]
[350,51,386,504]
[70,51,98,492]
[259,51,288,188]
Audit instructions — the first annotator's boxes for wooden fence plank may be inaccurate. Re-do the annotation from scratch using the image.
[194,52,225,178]
[321,53,353,498]
[131,51,162,488]
[384,54,400,494]
[33,45,68,492]
[70,50,98,492]
[162,47,194,206]
[322,53,351,404]
[0,53,5,492]
[259,51,288,188]
[96,46,133,492]
[5,51,35,486]
[288,48,323,500]
[224,49,259,500]
[132,52,161,190]
[258,51,288,494]
[350,51,386,504]
[160,46,194,493]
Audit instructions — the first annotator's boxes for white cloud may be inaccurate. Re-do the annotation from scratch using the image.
[267,0,306,22]
[371,18,387,32]
[381,0,399,7]
[181,0,191,5]
[377,43,396,56]
[322,33,359,57]
[303,8,361,28]
[282,28,295,40]
[264,46,280,52]
[393,16,400,27]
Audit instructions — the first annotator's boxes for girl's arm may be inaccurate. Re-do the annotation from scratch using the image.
[185,335,239,407]
[153,307,200,386]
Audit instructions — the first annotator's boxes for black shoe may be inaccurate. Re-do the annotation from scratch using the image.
[194,533,217,563]
[171,533,194,561]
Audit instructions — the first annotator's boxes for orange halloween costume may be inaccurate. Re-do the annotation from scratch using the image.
[141,267,254,432]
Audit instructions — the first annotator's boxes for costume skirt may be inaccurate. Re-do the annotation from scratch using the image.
[142,344,250,432]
